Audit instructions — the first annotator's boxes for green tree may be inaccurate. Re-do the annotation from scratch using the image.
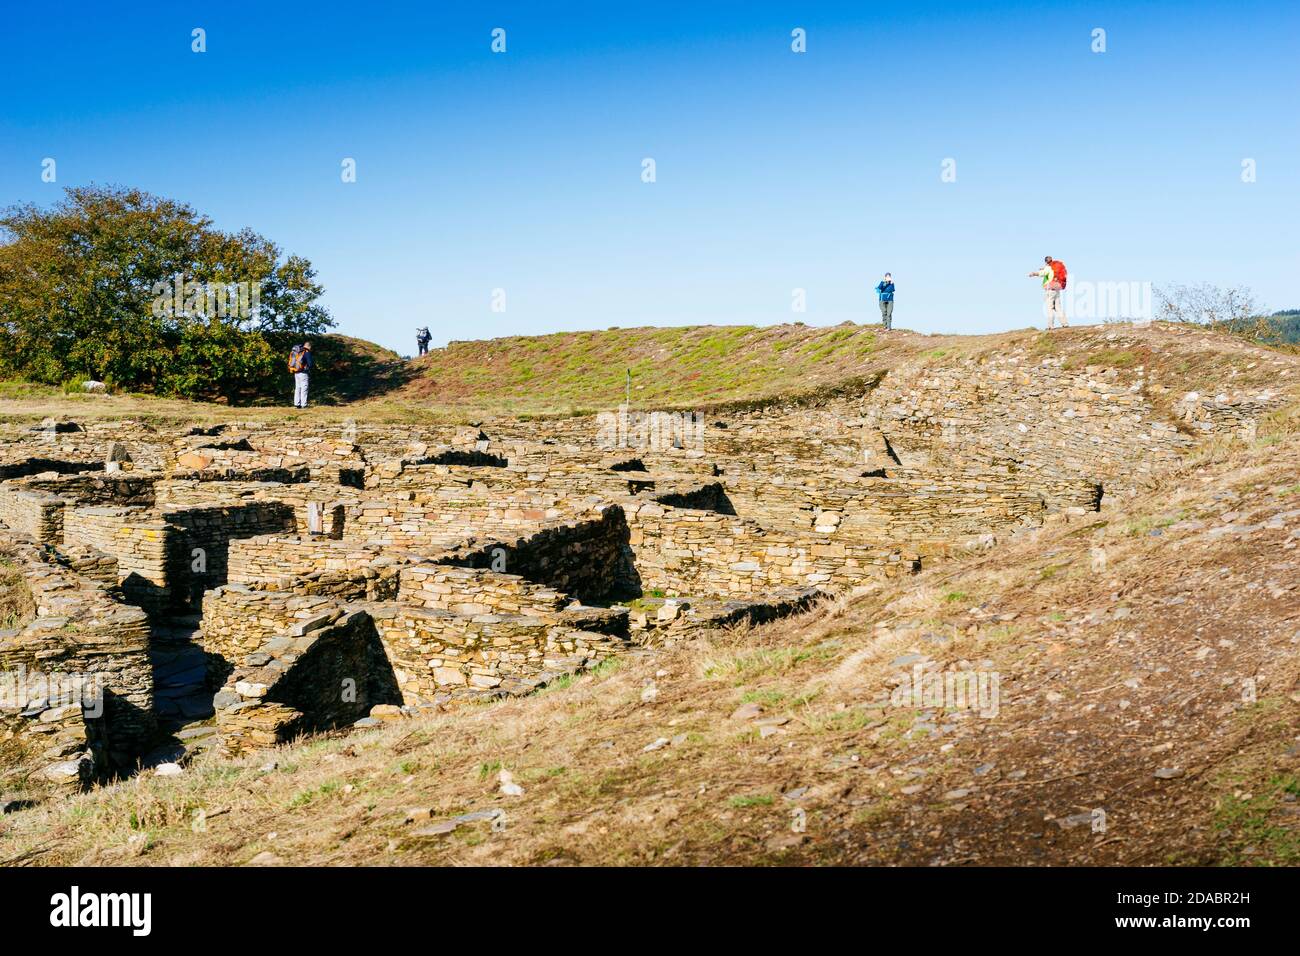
[0,185,332,400]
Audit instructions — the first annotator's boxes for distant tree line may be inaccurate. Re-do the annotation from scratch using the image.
[0,185,333,400]
[1263,311,1300,345]
[1154,283,1299,348]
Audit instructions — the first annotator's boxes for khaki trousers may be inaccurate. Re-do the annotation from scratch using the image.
[1043,288,1067,328]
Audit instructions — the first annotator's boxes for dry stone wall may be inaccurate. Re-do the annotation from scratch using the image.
[62,507,172,611]
[367,603,627,703]
[157,479,356,537]
[861,355,1191,496]
[399,565,568,617]
[0,488,65,542]
[61,501,295,612]
[340,488,626,556]
[11,472,156,507]
[173,438,307,479]
[227,536,406,599]
[1173,389,1290,440]
[213,609,400,754]
[625,500,919,596]
[0,457,104,482]
[436,505,632,603]
[162,501,297,605]
[720,468,1100,551]
[0,471,156,544]
[0,535,154,784]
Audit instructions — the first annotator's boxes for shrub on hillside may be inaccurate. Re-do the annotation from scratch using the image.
[1154,284,1299,350]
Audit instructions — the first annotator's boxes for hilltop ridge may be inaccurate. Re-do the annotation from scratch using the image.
[1,321,1292,425]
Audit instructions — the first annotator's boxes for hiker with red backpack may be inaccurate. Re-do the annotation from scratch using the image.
[289,341,314,408]
[1028,256,1068,329]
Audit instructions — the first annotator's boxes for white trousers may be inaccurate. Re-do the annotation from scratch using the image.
[293,372,310,407]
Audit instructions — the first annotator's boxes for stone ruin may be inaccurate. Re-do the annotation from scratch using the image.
[0,351,1286,789]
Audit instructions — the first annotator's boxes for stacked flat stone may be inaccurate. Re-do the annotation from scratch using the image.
[0,534,154,782]
[399,565,568,617]
[227,535,407,594]
[157,479,358,537]
[1174,389,1288,440]
[367,603,625,702]
[201,586,344,661]
[214,609,384,754]
[626,500,917,596]
[0,488,65,542]
[860,354,1191,497]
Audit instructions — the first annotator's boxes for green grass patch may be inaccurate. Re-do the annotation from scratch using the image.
[703,645,835,683]
[287,780,341,808]
[740,688,787,706]
[1038,562,1072,580]
[1212,773,1300,865]
[729,793,775,808]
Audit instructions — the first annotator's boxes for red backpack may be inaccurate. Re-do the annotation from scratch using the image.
[1050,259,1068,289]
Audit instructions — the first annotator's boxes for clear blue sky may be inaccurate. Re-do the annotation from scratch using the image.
[2,0,1296,353]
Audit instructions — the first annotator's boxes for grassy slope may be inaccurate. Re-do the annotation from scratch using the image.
[0,322,934,423]
[7,323,902,424]
[376,320,1300,419]
[298,334,404,405]
[393,323,900,416]
[3,320,1293,426]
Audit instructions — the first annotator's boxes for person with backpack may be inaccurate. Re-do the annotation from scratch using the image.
[875,273,896,330]
[289,341,314,408]
[1028,256,1068,329]
[416,327,431,356]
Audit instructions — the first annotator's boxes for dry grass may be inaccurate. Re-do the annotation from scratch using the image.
[0,554,34,630]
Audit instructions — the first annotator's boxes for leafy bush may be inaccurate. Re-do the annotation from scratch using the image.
[0,185,332,401]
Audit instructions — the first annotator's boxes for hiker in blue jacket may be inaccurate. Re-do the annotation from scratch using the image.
[875,273,895,330]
